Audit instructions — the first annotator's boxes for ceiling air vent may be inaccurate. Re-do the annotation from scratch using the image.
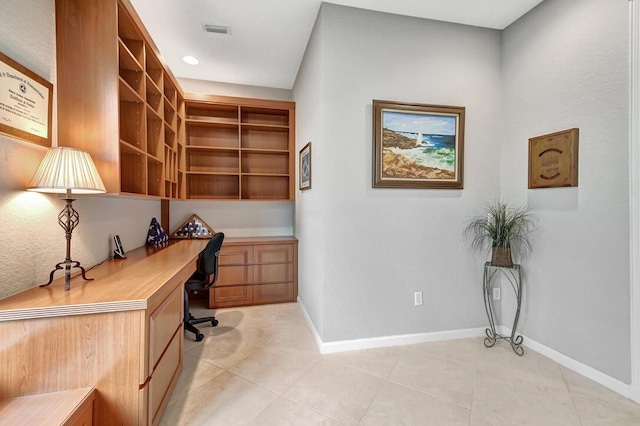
[203,24,232,35]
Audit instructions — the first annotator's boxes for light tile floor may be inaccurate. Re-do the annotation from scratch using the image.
[161,302,640,425]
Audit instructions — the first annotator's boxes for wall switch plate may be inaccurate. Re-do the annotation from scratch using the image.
[493,287,501,301]
[414,291,423,306]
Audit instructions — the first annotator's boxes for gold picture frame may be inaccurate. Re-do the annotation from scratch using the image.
[372,100,465,189]
[0,51,53,147]
[528,128,579,189]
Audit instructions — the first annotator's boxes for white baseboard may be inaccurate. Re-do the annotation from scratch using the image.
[319,327,487,354]
[498,326,631,399]
[297,296,324,352]
[296,297,484,354]
[296,299,631,399]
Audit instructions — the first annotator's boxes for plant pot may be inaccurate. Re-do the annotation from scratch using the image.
[491,246,513,267]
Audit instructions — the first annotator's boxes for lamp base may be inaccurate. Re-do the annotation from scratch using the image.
[40,260,93,291]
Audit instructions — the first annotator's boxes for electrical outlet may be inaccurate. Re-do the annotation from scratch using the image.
[414,291,423,306]
[493,287,501,301]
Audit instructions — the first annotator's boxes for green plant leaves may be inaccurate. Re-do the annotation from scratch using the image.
[464,201,537,260]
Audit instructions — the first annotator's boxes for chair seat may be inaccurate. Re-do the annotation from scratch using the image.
[184,232,224,341]
[185,273,208,292]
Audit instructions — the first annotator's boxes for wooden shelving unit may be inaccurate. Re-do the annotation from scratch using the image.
[55,0,185,199]
[184,95,296,200]
[55,0,292,202]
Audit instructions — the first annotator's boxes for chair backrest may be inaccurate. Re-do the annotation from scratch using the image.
[196,232,225,287]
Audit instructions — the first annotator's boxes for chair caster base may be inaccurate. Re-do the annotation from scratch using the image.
[196,332,204,342]
[212,319,219,326]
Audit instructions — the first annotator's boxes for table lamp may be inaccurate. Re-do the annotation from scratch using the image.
[27,147,106,290]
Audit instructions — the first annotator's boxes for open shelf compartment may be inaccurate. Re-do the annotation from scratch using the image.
[119,100,145,151]
[117,3,144,66]
[187,123,239,148]
[147,157,163,197]
[188,148,239,174]
[145,76,163,117]
[241,151,289,175]
[146,106,164,159]
[120,142,146,195]
[186,104,239,123]
[164,74,178,108]
[119,78,143,103]
[241,107,289,126]
[187,174,240,199]
[164,98,177,129]
[241,126,289,151]
[241,175,289,200]
[145,52,163,91]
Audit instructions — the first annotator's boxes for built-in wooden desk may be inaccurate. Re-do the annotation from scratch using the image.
[0,239,207,425]
[0,387,95,425]
[210,236,298,308]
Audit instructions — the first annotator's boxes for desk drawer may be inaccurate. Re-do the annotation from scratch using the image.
[149,285,182,370]
[254,282,294,305]
[212,285,254,308]
[208,238,297,309]
[220,245,253,266]
[218,265,253,286]
[149,329,182,425]
[255,263,294,284]
[255,244,294,264]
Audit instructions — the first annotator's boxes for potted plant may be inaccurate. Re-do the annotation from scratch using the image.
[464,201,537,267]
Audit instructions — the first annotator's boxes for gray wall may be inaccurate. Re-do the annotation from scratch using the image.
[293,10,327,336]
[169,201,293,237]
[501,0,630,382]
[179,77,293,101]
[294,4,503,342]
[294,0,632,383]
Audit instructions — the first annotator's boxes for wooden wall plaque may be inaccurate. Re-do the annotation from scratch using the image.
[528,128,579,189]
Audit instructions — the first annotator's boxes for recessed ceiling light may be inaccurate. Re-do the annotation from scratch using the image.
[182,56,199,65]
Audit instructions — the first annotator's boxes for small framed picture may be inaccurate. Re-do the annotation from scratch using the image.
[299,142,311,191]
[528,128,579,188]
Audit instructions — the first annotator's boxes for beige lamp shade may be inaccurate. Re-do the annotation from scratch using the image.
[27,147,106,194]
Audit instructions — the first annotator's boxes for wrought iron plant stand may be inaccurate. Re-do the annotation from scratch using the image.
[483,262,524,356]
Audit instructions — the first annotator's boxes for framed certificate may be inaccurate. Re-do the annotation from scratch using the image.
[528,128,579,189]
[0,52,53,147]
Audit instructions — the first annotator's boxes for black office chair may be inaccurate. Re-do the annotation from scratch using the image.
[184,232,225,341]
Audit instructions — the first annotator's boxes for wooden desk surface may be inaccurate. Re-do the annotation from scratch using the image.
[0,239,208,322]
[0,387,94,426]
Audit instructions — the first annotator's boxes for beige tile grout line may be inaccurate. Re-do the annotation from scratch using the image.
[559,365,586,426]
[468,352,479,426]
[350,352,403,425]
[269,357,346,425]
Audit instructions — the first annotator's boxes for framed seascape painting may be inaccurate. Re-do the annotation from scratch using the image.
[372,100,465,189]
[299,142,311,190]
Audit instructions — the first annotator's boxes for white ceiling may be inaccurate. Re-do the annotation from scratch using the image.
[128,0,545,90]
